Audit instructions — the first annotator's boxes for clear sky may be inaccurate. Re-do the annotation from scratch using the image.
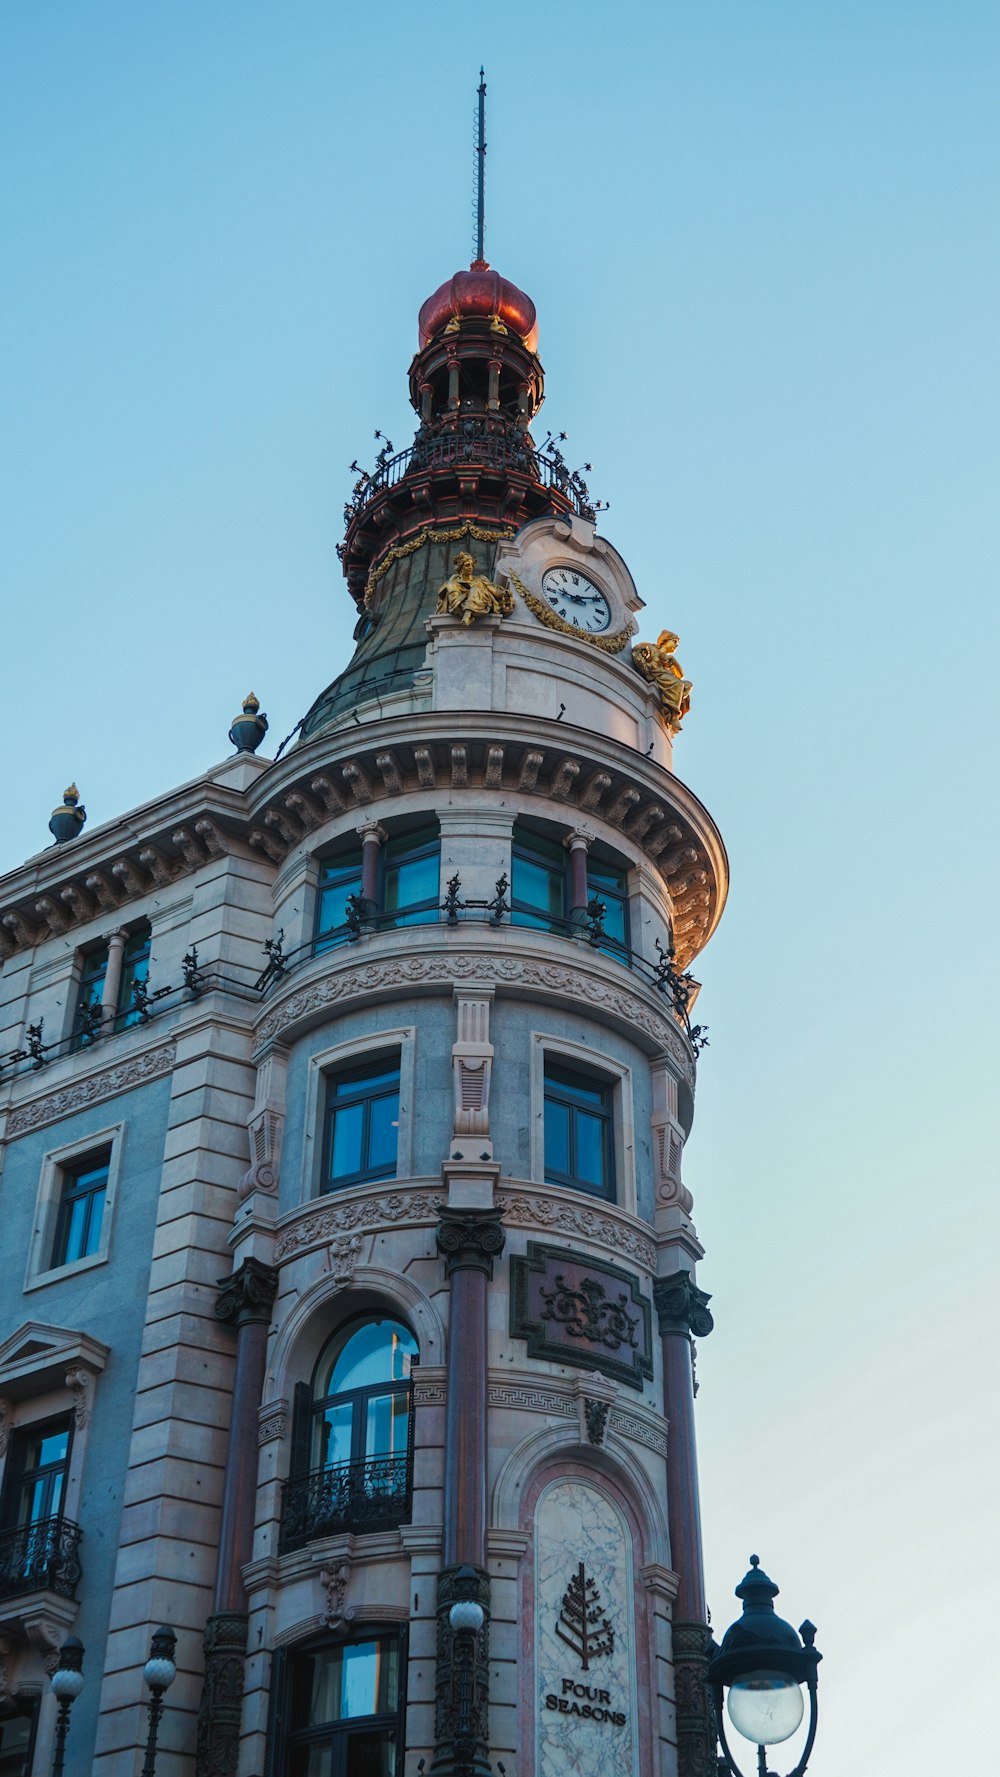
[3,5,998,1771]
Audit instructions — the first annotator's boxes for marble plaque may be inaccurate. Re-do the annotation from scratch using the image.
[535,1479,639,1777]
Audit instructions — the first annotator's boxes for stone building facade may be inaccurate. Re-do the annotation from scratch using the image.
[0,258,726,1776]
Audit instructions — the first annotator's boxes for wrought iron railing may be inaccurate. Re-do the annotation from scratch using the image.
[342,424,599,525]
[280,1453,413,1551]
[0,1515,83,1601]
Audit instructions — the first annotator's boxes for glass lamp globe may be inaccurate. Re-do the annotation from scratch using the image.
[449,1600,485,1634]
[727,1671,805,1746]
[51,1665,85,1703]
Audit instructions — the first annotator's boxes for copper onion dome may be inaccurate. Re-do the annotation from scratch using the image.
[417,259,539,354]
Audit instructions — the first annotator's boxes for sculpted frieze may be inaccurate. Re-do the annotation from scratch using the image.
[274,1187,440,1263]
[6,1041,177,1137]
[254,950,691,1078]
[510,1243,654,1390]
[500,1191,656,1273]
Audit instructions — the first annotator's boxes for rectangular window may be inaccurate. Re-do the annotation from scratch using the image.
[72,922,152,1048]
[324,1060,400,1193]
[544,1063,615,1200]
[285,1635,402,1776]
[115,926,151,1030]
[512,831,566,931]
[1,1417,72,1530]
[382,829,439,929]
[0,1699,38,1776]
[73,946,108,1048]
[586,858,630,960]
[50,1149,110,1270]
[315,850,365,953]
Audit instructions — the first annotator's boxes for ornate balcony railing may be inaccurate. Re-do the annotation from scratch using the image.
[0,1515,83,1602]
[343,423,598,525]
[280,1452,413,1552]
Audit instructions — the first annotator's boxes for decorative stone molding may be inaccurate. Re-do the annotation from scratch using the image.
[433,1563,492,1774]
[452,986,494,1139]
[0,1399,10,1458]
[6,1041,177,1138]
[319,1555,353,1629]
[500,1189,656,1272]
[257,1399,288,1445]
[413,1379,449,1407]
[510,1242,654,1390]
[274,1187,440,1263]
[255,949,692,1078]
[215,1256,280,1329]
[327,1234,363,1284]
[64,1366,91,1430]
[584,1397,610,1446]
[653,1274,714,1340]
[436,1206,506,1279]
[487,1384,575,1418]
[608,1408,668,1456]
[672,1618,718,1777]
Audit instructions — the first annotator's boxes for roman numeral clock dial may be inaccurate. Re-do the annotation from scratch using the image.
[540,567,612,634]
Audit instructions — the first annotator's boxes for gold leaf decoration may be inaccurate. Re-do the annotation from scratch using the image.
[507,571,633,654]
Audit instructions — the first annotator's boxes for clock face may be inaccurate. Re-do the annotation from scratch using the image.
[540,567,612,634]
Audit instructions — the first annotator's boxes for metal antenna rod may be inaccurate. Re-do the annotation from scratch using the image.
[475,66,487,262]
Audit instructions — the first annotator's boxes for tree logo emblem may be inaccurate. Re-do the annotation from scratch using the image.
[556,1562,615,1670]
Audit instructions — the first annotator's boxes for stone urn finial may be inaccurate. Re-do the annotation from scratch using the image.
[49,783,86,845]
[229,692,269,755]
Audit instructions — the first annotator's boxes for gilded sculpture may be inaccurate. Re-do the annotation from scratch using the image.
[632,630,693,728]
[436,550,514,625]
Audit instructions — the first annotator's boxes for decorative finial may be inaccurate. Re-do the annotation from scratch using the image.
[473,67,487,268]
[49,783,87,845]
[750,1554,759,1567]
[229,692,269,755]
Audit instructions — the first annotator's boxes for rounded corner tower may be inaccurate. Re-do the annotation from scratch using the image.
[232,254,729,1777]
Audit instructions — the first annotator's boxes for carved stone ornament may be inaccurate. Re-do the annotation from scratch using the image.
[257,1400,288,1445]
[0,1398,10,1458]
[254,952,693,1080]
[64,1366,91,1429]
[7,1041,177,1138]
[327,1233,363,1285]
[433,1563,491,1769]
[196,1609,249,1777]
[510,1243,654,1390]
[500,1188,655,1272]
[671,1619,718,1777]
[436,1207,506,1279]
[274,1186,439,1264]
[584,1397,610,1447]
[320,1556,353,1629]
[652,1274,714,1340]
[214,1256,279,1329]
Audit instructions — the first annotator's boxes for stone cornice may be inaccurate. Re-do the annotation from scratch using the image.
[252,932,694,1080]
[273,1183,442,1265]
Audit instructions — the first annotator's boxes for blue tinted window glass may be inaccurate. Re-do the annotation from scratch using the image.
[544,1098,570,1178]
[367,1092,399,1172]
[330,1102,364,1181]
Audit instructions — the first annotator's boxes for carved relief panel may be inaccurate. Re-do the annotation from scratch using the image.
[510,1243,654,1389]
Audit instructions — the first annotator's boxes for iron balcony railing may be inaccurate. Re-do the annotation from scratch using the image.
[280,1452,413,1552]
[0,1515,83,1602]
[343,428,598,524]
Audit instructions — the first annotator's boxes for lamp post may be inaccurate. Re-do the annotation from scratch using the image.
[141,1625,177,1777]
[50,1636,85,1777]
[708,1557,821,1777]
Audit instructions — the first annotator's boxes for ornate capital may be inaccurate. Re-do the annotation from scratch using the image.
[215,1256,279,1329]
[436,1207,505,1279]
[653,1274,714,1339]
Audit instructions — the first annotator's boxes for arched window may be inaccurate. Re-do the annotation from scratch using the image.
[281,1319,418,1551]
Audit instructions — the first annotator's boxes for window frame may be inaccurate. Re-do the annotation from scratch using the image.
[269,1628,407,1777]
[542,1062,616,1201]
[511,824,632,960]
[314,847,365,954]
[529,1034,637,1214]
[306,1033,415,1201]
[70,921,152,1049]
[322,1059,402,1195]
[380,826,440,930]
[24,1124,124,1291]
[0,1412,74,1531]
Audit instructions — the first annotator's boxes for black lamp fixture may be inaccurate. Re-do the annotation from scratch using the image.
[49,1637,85,1777]
[140,1625,177,1777]
[708,1557,821,1777]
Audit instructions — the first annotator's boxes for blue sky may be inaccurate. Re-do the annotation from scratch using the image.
[3,5,999,1771]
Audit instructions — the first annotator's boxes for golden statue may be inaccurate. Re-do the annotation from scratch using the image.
[436,551,514,626]
[632,630,693,728]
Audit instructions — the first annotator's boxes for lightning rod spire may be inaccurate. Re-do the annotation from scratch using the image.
[475,67,487,264]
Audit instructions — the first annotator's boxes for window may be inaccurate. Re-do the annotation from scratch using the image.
[544,1063,615,1200]
[512,826,631,960]
[282,1320,417,1550]
[381,828,439,929]
[50,1149,109,1269]
[0,1416,75,1602]
[72,922,151,1047]
[324,1060,399,1193]
[315,849,364,953]
[0,1699,38,1776]
[282,1633,403,1776]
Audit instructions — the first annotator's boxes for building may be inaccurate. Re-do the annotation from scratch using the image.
[0,251,726,1777]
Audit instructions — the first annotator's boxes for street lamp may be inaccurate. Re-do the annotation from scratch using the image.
[50,1636,85,1777]
[708,1557,821,1777]
[140,1625,177,1777]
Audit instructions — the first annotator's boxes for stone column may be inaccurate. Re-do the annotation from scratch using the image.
[564,828,592,926]
[99,929,128,1030]
[432,1205,505,1777]
[653,1273,716,1777]
[195,1256,278,1777]
[358,821,387,916]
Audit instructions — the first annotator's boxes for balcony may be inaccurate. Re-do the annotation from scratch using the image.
[280,1454,412,1553]
[0,1516,82,1603]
